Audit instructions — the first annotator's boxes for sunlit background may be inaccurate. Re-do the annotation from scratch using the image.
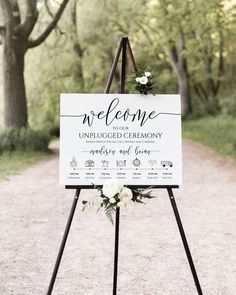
[0,0,236,175]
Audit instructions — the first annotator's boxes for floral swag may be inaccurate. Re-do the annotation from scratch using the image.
[82,179,154,224]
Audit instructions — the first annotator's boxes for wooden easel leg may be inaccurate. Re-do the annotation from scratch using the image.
[113,207,120,295]
[167,188,203,295]
[47,189,81,295]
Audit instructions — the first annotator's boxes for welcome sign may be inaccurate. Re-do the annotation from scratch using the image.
[59,94,182,186]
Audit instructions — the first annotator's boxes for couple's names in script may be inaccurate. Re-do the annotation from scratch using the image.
[88,145,157,156]
[74,98,159,127]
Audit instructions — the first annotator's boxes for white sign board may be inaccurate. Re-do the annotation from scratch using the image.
[60,94,182,186]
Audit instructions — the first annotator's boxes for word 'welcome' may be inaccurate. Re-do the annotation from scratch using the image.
[66,98,159,127]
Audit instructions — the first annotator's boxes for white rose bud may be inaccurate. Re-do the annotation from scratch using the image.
[102,178,123,199]
[119,187,133,204]
[110,197,116,204]
[145,71,151,77]
[139,76,148,85]
[135,77,141,83]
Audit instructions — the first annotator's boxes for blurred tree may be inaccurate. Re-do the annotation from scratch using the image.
[71,0,85,91]
[149,0,229,115]
[188,0,225,104]
[148,0,195,115]
[0,0,70,128]
[74,0,150,92]
[1,0,235,128]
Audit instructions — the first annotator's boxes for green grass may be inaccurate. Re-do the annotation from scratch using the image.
[0,150,50,180]
[183,115,236,161]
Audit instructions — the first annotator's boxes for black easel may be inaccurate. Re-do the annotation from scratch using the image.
[47,37,203,295]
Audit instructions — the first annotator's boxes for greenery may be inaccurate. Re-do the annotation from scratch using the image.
[82,182,154,224]
[0,1,236,170]
[0,150,49,180]
[1,0,236,128]
[0,128,51,154]
[183,115,236,160]
[131,70,156,95]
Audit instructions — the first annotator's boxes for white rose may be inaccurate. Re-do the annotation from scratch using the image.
[117,201,125,207]
[145,71,151,77]
[135,77,141,83]
[102,178,123,199]
[119,187,133,204]
[139,76,148,85]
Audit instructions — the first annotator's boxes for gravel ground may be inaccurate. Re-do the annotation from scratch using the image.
[0,139,236,295]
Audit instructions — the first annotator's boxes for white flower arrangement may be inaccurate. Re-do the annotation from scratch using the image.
[82,178,154,224]
[136,76,148,85]
[132,70,156,95]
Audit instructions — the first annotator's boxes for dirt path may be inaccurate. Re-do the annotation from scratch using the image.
[0,139,236,295]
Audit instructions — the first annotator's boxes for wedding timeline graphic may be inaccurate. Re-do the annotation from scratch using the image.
[59,94,182,185]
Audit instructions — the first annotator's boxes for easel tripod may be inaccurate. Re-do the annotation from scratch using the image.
[47,37,203,295]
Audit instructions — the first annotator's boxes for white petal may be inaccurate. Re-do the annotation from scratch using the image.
[145,71,151,77]
[102,178,123,198]
[139,76,148,85]
[117,201,125,207]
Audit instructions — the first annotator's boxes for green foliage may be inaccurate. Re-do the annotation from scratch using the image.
[21,1,233,123]
[104,206,116,225]
[1,0,236,130]
[0,128,51,154]
[220,94,236,117]
[204,99,221,116]
[82,186,155,224]
[49,126,60,138]
[183,115,236,160]
[132,188,155,203]
[130,69,157,95]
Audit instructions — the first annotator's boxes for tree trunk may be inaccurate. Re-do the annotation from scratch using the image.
[168,32,192,116]
[177,68,192,115]
[169,54,192,115]
[3,38,28,127]
[73,43,85,91]
[0,0,69,128]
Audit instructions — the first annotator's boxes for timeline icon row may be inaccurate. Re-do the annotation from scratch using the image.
[70,156,173,169]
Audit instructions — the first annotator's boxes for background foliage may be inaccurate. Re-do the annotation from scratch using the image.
[0,0,236,159]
